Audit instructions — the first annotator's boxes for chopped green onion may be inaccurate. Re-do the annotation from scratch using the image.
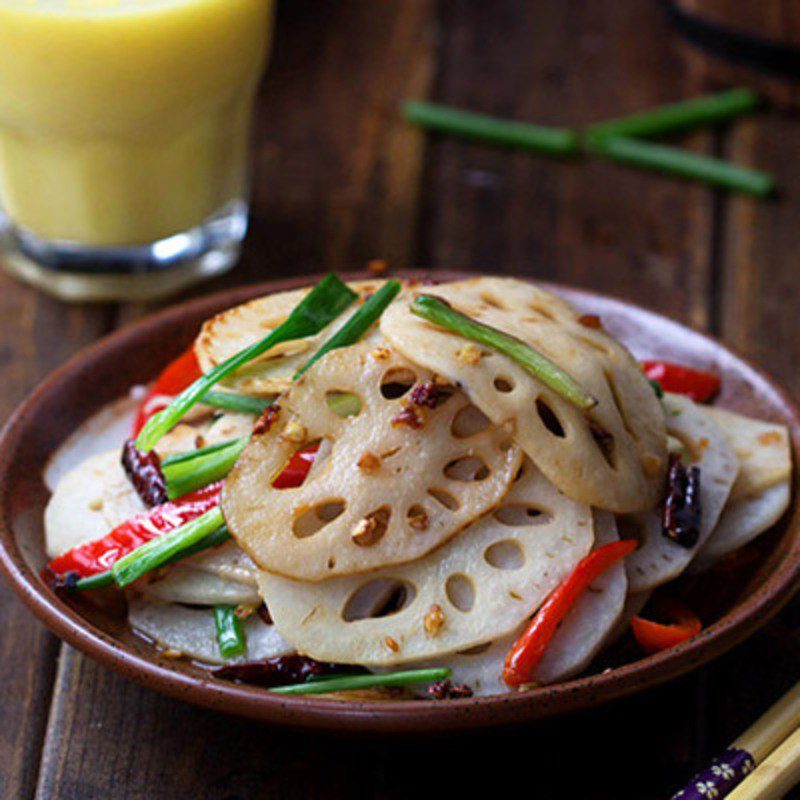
[214,605,246,658]
[75,526,231,592]
[410,294,597,411]
[294,279,402,379]
[587,135,774,197]
[324,391,363,418]
[403,100,579,156]
[136,274,357,451]
[586,87,759,142]
[161,438,242,468]
[403,100,579,157]
[650,379,664,399]
[164,438,247,500]
[74,571,115,591]
[270,667,452,695]
[202,391,272,415]
[111,507,225,588]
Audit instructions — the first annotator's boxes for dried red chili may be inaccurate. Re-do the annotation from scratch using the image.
[662,454,702,548]
[121,439,167,507]
[212,655,355,688]
[428,680,474,700]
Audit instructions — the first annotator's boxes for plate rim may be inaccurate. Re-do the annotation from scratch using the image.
[1,268,798,733]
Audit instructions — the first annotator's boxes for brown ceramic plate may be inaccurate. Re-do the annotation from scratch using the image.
[0,270,798,734]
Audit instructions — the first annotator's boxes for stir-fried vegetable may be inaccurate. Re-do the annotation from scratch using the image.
[294,279,402,378]
[503,539,637,687]
[272,441,320,489]
[270,667,452,695]
[136,274,358,451]
[132,346,203,435]
[213,605,247,658]
[202,391,272,415]
[161,438,243,468]
[642,361,720,403]
[164,438,247,500]
[111,506,225,587]
[74,526,231,591]
[47,482,223,580]
[410,294,597,411]
[631,597,702,654]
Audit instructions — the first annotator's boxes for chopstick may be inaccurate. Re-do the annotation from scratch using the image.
[726,726,800,800]
[671,680,800,799]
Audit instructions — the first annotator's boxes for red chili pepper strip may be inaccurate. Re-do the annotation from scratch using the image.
[503,539,637,687]
[133,347,203,435]
[631,597,702,654]
[47,482,222,579]
[272,442,321,489]
[641,361,720,403]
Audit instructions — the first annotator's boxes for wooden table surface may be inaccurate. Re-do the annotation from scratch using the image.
[2,2,800,798]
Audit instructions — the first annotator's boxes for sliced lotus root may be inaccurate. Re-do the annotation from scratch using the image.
[223,341,523,580]
[623,393,739,592]
[692,483,791,572]
[702,407,791,503]
[45,450,145,559]
[400,510,626,695]
[194,279,388,395]
[381,277,667,513]
[128,597,293,665]
[140,541,260,606]
[257,459,593,666]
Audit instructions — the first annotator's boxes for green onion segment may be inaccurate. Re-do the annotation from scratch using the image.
[164,438,247,500]
[410,294,596,410]
[270,667,452,695]
[111,507,225,588]
[136,274,357,451]
[294,279,402,379]
[403,100,578,157]
[214,605,247,659]
[587,136,774,197]
[75,526,231,592]
[586,87,759,142]
[202,391,272,415]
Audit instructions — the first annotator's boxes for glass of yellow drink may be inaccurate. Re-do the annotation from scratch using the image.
[0,0,274,301]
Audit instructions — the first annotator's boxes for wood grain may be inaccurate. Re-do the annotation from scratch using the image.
[422,0,716,330]
[0,282,112,799]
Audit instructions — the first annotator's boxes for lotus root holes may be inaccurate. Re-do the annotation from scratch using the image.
[445,574,475,612]
[484,539,525,570]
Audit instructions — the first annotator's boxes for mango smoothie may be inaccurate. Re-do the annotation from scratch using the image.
[0,0,274,246]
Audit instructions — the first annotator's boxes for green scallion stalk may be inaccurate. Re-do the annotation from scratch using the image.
[294,279,402,379]
[410,294,597,411]
[136,274,357,452]
[111,507,225,588]
[403,100,579,157]
[586,87,759,142]
[202,391,272,415]
[75,526,231,592]
[74,570,115,591]
[587,135,774,197]
[270,667,452,695]
[164,438,248,500]
[213,605,246,658]
[161,438,242,468]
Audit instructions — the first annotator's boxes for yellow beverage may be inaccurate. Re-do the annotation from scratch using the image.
[0,0,274,246]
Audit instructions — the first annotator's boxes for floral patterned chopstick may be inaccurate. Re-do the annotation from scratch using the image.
[671,680,800,799]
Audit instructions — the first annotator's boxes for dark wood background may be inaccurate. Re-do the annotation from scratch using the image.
[2,1,800,798]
